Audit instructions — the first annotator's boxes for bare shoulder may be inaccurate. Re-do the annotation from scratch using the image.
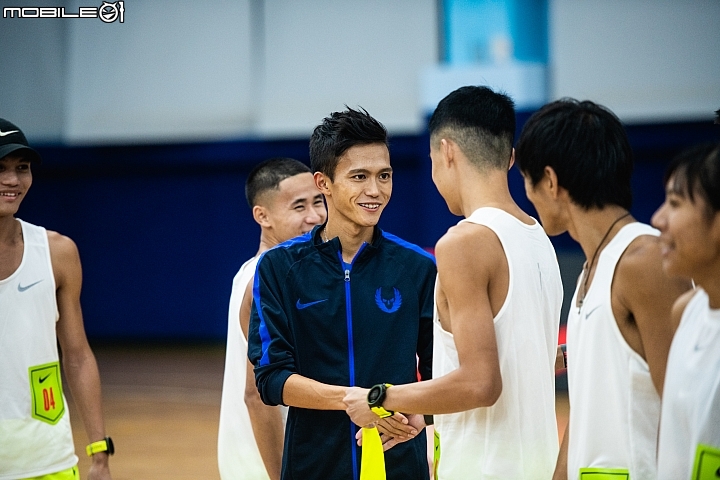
[616,234,692,321]
[435,222,505,280]
[46,230,82,283]
[436,222,503,261]
[621,233,660,263]
[615,235,665,290]
[47,230,80,258]
[671,288,699,325]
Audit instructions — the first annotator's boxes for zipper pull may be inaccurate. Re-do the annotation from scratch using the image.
[344,269,350,282]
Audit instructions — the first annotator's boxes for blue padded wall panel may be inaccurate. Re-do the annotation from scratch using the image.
[17,121,719,341]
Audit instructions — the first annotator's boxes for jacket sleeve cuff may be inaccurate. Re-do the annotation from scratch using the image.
[263,368,294,406]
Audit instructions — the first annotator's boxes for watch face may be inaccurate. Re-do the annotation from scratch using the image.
[368,387,381,404]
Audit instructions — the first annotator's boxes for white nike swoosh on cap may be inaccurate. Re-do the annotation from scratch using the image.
[0,130,19,137]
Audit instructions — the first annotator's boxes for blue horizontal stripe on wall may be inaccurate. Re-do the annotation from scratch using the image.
[18,118,718,341]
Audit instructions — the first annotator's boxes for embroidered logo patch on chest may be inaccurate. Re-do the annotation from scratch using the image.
[375,287,402,313]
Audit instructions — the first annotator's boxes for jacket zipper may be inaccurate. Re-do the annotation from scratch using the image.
[337,244,366,480]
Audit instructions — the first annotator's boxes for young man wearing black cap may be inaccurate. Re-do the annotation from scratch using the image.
[0,119,113,480]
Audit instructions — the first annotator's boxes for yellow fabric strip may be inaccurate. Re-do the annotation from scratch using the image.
[360,426,386,480]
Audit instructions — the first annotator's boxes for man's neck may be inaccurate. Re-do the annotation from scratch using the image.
[257,231,280,257]
[458,168,528,223]
[691,266,720,309]
[566,205,633,261]
[325,218,373,264]
[0,217,23,281]
[0,216,20,245]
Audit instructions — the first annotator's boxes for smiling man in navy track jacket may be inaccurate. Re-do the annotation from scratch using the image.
[248,107,435,480]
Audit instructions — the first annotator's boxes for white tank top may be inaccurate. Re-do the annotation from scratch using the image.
[0,220,77,479]
[657,288,720,479]
[566,223,660,480]
[218,256,286,479]
[433,207,563,480]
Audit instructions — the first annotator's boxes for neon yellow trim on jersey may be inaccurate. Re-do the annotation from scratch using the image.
[21,465,79,480]
[433,428,441,480]
[28,361,65,425]
[692,443,720,480]
[360,426,386,480]
[578,468,629,479]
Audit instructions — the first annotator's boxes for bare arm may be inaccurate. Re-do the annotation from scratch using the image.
[344,225,503,425]
[385,225,502,413]
[240,279,283,480]
[555,345,566,372]
[283,374,347,410]
[553,421,569,480]
[614,236,693,394]
[51,232,111,480]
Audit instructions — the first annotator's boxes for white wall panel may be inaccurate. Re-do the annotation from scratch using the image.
[550,0,720,123]
[64,0,255,144]
[0,4,66,143]
[258,0,438,137]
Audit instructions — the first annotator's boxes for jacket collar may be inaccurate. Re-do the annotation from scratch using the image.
[311,224,383,263]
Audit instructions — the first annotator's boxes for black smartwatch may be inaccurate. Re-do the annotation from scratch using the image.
[367,383,394,418]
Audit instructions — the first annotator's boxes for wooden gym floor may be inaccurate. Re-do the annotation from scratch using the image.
[67,344,570,479]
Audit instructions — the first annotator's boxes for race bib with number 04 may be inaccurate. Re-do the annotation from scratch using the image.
[29,361,65,425]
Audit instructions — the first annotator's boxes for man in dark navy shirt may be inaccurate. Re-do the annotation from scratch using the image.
[248,107,435,480]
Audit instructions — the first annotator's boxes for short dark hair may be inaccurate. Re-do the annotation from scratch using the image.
[664,142,720,216]
[309,106,388,180]
[428,85,515,170]
[714,108,719,125]
[245,157,311,208]
[516,98,633,210]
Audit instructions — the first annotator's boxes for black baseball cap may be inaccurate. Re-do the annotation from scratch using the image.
[0,118,42,163]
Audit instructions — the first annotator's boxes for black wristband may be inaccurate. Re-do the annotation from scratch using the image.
[424,414,434,426]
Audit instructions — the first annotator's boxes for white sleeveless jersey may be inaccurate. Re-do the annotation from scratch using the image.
[0,220,77,479]
[566,223,660,480]
[218,256,287,479]
[433,207,563,480]
[657,288,720,479]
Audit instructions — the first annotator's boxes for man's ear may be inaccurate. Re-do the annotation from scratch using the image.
[440,138,455,168]
[314,172,331,196]
[252,205,272,228]
[543,165,561,200]
[508,148,515,171]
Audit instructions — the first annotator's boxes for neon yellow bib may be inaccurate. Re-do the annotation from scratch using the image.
[29,361,65,425]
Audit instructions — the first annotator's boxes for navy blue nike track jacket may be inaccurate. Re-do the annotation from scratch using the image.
[248,225,436,480]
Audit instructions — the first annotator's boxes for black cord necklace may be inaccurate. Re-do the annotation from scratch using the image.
[578,212,630,308]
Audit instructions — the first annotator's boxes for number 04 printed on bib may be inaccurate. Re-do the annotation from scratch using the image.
[29,361,66,425]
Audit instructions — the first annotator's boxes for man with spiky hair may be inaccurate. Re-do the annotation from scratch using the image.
[248,108,435,480]
[218,157,326,480]
[343,86,564,480]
